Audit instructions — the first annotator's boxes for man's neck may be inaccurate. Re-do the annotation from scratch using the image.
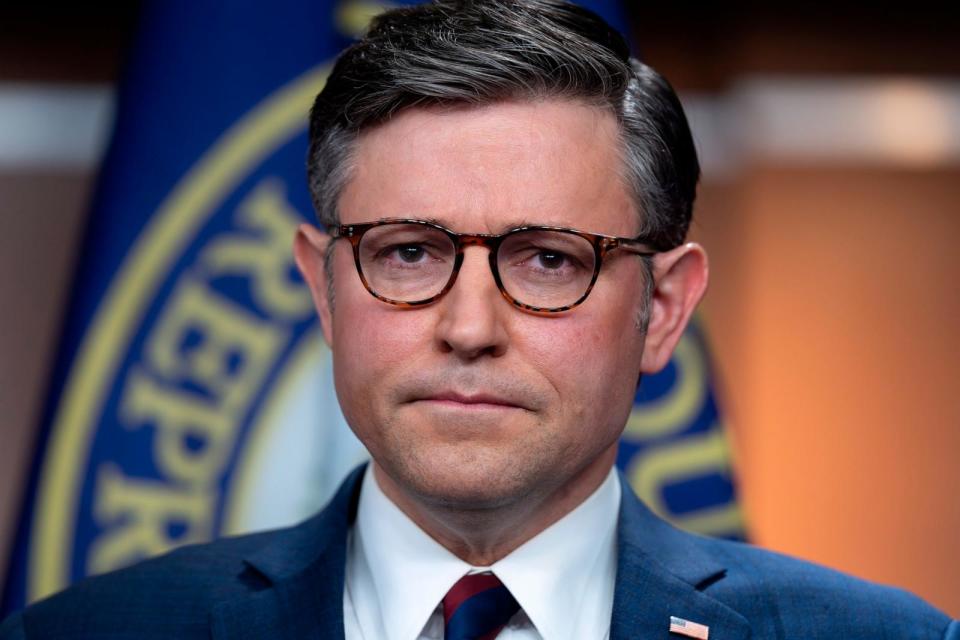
[371,445,618,566]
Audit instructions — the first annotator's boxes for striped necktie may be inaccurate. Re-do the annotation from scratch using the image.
[442,572,521,640]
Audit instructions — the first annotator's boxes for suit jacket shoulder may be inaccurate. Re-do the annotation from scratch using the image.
[613,476,959,639]
[1,466,364,639]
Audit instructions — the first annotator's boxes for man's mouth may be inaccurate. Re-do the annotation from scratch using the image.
[414,390,526,410]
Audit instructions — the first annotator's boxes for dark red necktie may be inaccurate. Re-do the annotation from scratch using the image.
[442,572,521,640]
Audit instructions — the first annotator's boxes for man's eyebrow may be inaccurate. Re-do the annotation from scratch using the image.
[372,215,446,226]
[375,216,547,234]
[500,218,539,232]
[492,218,573,233]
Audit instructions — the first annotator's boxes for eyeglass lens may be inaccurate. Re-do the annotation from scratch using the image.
[356,223,597,308]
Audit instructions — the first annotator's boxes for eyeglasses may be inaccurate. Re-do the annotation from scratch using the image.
[331,218,657,313]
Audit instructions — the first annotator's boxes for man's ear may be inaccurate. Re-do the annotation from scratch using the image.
[640,242,709,374]
[293,223,334,347]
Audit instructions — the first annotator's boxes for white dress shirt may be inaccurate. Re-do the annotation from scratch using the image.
[343,465,621,640]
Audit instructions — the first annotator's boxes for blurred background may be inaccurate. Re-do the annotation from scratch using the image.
[1,2,958,617]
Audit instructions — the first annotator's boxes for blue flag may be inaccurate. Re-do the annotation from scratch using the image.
[2,0,742,616]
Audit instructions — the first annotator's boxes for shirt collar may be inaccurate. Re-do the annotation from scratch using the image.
[491,468,620,640]
[352,465,620,640]
[352,466,469,640]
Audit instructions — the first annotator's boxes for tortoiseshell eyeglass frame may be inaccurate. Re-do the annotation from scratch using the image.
[330,218,658,313]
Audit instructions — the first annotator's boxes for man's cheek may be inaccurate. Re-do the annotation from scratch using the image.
[528,323,607,370]
[334,313,429,395]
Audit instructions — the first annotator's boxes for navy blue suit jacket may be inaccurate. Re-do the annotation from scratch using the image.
[2,466,957,639]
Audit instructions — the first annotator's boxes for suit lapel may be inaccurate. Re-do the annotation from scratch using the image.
[210,465,365,639]
[611,475,752,639]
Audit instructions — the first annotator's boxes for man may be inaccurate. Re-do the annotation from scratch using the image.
[2,1,956,638]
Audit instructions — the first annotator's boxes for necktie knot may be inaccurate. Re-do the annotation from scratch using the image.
[442,572,520,640]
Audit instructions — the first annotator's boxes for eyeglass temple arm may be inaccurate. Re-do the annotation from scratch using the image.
[603,236,659,257]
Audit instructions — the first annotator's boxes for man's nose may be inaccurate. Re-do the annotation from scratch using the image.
[434,247,509,360]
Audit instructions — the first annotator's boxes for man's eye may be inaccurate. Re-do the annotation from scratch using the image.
[396,245,425,263]
[535,250,567,270]
[374,243,431,264]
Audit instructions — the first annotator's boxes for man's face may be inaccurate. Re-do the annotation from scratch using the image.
[321,100,650,510]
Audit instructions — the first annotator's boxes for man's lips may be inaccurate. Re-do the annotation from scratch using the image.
[397,374,546,413]
[412,391,526,410]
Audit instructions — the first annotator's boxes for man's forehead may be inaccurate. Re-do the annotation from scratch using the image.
[339,99,639,235]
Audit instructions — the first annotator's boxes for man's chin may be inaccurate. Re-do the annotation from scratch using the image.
[377,453,537,513]
[416,480,527,513]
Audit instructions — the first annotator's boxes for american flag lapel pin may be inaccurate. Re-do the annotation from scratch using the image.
[669,615,710,639]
